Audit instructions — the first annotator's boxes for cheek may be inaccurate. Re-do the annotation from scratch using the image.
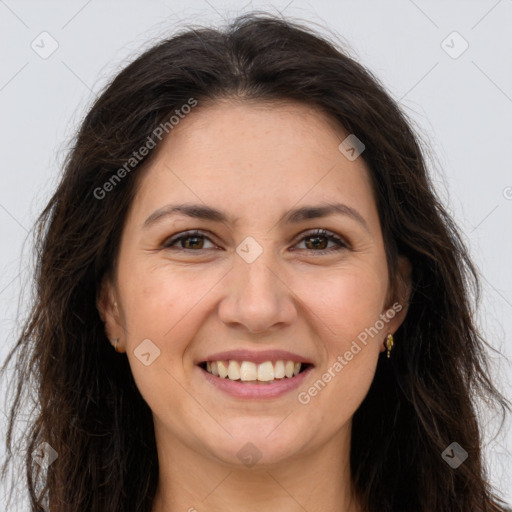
[299,260,388,344]
[295,263,387,421]
[117,259,219,384]
[116,263,198,425]
[118,259,186,339]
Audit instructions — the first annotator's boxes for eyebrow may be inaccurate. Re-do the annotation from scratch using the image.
[143,201,369,232]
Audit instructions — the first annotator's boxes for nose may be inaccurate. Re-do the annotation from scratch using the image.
[217,249,297,335]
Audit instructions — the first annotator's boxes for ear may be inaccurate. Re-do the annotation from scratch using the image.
[380,255,412,351]
[96,274,123,350]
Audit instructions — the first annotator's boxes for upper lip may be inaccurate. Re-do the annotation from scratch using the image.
[197,349,314,366]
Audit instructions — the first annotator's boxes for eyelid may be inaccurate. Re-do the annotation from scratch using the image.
[162,229,218,250]
[162,228,349,253]
[292,228,349,252]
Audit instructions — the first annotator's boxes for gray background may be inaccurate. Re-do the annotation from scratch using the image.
[1,0,511,508]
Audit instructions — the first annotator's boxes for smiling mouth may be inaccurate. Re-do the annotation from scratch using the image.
[198,360,313,384]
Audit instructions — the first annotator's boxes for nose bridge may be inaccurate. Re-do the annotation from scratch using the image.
[218,234,296,332]
[235,236,282,304]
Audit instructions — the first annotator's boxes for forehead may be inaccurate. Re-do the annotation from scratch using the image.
[130,100,378,230]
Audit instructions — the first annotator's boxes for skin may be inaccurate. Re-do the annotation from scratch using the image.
[98,100,411,512]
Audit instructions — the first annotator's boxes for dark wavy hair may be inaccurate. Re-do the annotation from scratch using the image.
[1,12,510,512]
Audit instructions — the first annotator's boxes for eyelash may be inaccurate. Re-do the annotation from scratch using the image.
[162,229,348,255]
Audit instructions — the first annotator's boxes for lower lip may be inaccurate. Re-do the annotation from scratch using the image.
[199,365,314,399]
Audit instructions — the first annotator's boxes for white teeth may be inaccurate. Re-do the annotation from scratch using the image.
[204,359,305,382]
[285,360,294,378]
[257,361,274,381]
[217,361,228,378]
[240,361,257,381]
[274,360,285,379]
[227,360,240,380]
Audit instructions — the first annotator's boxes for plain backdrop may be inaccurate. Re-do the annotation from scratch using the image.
[1,0,511,509]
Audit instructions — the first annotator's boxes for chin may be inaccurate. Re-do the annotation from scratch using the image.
[202,420,309,468]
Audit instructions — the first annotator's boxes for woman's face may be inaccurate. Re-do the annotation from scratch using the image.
[99,100,409,469]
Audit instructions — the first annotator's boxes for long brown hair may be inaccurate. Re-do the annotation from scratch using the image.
[1,12,510,512]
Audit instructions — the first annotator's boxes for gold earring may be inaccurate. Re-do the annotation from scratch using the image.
[385,333,394,359]
[113,338,119,353]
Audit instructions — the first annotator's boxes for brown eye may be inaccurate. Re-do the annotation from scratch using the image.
[163,230,216,251]
[295,229,348,255]
[162,229,348,255]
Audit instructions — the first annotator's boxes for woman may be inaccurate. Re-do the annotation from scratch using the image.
[1,12,510,512]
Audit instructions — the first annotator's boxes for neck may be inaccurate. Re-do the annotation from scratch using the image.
[151,419,363,512]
